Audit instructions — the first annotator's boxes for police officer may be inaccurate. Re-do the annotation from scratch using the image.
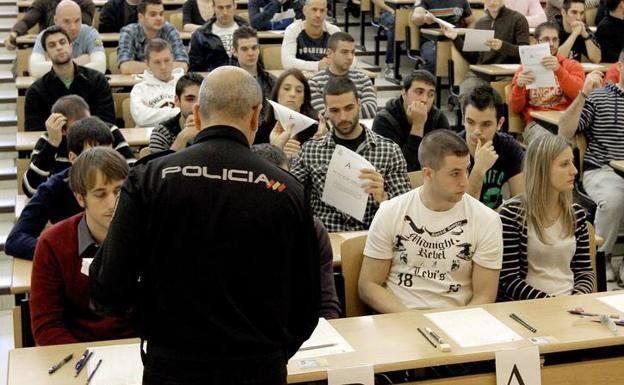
[89,66,320,385]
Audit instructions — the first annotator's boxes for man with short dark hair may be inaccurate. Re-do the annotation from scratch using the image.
[189,0,249,71]
[291,77,411,231]
[118,0,189,74]
[596,0,624,63]
[98,0,139,33]
[372,70,450,171]
[359,129,503,313]
[555,0,601,63]
[309,32,376,118]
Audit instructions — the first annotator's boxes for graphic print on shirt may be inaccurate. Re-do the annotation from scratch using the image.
[481,169,507,209]
[528,77,563,108]
[393,215,472,293]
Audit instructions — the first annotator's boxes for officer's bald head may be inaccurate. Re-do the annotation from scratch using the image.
[196,66,263,144]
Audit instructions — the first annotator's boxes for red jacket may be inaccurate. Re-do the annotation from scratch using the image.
[509,55,585,124]
[603,63,620,85]
[30,213,135,346]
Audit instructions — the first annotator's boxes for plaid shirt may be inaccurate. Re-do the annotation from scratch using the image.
[291,126,411,232]
[117,22,189,66]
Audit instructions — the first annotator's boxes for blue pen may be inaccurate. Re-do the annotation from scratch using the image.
[75,352,93,377]
[75,349,89,371]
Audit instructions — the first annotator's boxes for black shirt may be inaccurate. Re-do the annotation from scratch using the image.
[555,14,600,62]
[333,125,366,152]
[296,30,331,61]
[596,14,624,63]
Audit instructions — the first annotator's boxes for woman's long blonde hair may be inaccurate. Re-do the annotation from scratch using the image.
[521,134,576,243]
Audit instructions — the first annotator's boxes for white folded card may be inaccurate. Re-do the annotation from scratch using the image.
[462,29,495,52]
[268,100,317,138]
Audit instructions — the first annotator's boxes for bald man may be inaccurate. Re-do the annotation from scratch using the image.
[29,0,105,78]
[89,66,320,385]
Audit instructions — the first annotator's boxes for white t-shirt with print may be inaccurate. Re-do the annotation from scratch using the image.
[212,22,239,57]
[364,187,503,310]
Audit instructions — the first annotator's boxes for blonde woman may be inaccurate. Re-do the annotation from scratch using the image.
[498,134,595,300]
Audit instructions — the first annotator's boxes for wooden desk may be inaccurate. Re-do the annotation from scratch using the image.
[328,230,368,267]
[610,160,624,173]
[10,258,31,295]
[7,292,624,384]
[15,194,27,220]
[470,63,610,78]
[530,110,562,126]
[16,128,153,152]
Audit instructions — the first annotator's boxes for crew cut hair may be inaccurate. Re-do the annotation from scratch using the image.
[418,129,469,170]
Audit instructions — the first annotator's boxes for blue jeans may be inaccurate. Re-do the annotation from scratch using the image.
[379,11,395,64]
[420,39,436,74]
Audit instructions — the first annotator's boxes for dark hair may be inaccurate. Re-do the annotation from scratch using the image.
[265,68,316,126]
[461,84,505,121]
[67,116,114,155]
[418,129,470,170]
[328,31,355,51]
[138,0,163,14]
[51,95,90,122]
[175,72,204,97]
[402,70,436,91]
[323,76,358,102]
[41,25,71,52]
[70,147,129,196]
[144,38,171,61]
[534,21,560,40]
[562,0,584,11]
[606,0,623,12]
[251,144,288,169]
[233,26,258,49]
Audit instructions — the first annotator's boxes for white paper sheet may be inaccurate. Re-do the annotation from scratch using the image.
[321,145,374,222]
[519,43,557,89]
[462,29,495,52]
[87,344,143,385]
[597,294,624,314]
[290,318,354,360]
[495,346,542,385]
[80,258,93,276]
[268,100,317,138]
[425,308,523,348]
[426,11,455,30]
[328,365,374,385]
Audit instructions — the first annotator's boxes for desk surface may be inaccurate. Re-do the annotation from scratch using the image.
[14,194,27,220]
[529,110,563,126]
[470,63,610,76]
[16,127,153,151]
[7,292,624,384]
[610,160,624,173]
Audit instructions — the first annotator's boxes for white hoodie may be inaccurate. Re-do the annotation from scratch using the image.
[130,67,185,128]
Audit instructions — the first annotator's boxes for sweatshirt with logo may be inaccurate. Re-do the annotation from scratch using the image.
[130,67,185,128]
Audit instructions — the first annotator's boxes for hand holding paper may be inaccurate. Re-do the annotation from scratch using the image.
[519,43,557,89]
[462,29,495,52]
[268,100,317,138]
[359,168,387,203]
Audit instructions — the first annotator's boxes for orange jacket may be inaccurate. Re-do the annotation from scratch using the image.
[509,55,585,124]
[603,63,620,85]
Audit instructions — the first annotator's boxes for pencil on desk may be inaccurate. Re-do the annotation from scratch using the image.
[417,327,437,348]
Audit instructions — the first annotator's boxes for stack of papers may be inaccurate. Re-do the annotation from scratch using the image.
[597,294,624,313]
[87,344,143,385]
[290,318,354,360]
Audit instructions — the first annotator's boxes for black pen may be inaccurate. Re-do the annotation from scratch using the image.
[510,313,537,333]
[48,353,73,374]
[86,359,102,385]
[75,351,93,377]
[75,349,89,371]
[417,327,437,348]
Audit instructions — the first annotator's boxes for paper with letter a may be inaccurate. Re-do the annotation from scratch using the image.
[519,43,557,89]
[290,318,354,360]
[495,346,542,385]
[268,100,317,138]
[425,308,523,348]
[597,293,624,313]
[321,145,374,222]
[328,365,374,385]
[87,343,143,385]
[462,29,495,52]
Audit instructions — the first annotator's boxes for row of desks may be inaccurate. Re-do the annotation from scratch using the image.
[17,0,249,10]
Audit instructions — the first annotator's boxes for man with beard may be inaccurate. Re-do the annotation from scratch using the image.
[290,77,411,231]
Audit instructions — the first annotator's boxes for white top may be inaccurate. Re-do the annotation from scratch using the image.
[212,22,239,57]
[364,187,503,310]
[130,67,185,127]
[526,218,576,296]
[281,19,344,72]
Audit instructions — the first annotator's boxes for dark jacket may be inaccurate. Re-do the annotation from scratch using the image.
[90,125,320,358]
[12,0,94,35]
[231,57,276,132]
[596,14,624,64]
[98,0,138,33]
[24,64,116,132]
[249,0,304,30]
[6,168,82,260]
[372,96,450,171]
[188,16,249,72]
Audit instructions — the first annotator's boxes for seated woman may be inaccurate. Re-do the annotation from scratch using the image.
[499,134,595,300]
[183,0,214,32]
[257,68,324,157]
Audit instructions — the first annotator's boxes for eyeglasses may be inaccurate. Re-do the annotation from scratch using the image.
[538,38,559,44]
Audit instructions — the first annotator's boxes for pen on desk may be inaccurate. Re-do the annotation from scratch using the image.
[510,313,537,333]
[417,327,436,348]
[298,343,337,351]
[75,351,93,377]
[75,349,89,371]
[425,327,451,352]
[86,359,102,385]
[48,353,73,374]
[568,308,619,319]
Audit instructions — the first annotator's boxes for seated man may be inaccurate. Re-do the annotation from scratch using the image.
[98,0,139,33]
[249,0,303,30]
[359,129,503,313]
[281,0,344,71]
[130,39,185,127]
[30,0,105,78]
[252,143,341,319]
[509,21,584,144]
[25,26,116,131]
[22,95,135,196]
[309,32,377,119]
[189,0,249,72]
[7,115,118,260]
[461,85,524,210]
[441,0,530,93]
[5,0,94,50]
[149,72,203,152]
[372,70,450,171]
[559,60,624,283]
[291,77,411,231]
[118,0,189,74]
[555,0,601,63]
[547,0,600,21]
[30,145,135,346]
[506,0,547,27]
[596,0,624,63]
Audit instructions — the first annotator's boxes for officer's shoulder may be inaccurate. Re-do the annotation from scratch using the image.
[134,149,175,167]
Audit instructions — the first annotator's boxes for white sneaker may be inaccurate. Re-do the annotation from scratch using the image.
[383,66,395,80]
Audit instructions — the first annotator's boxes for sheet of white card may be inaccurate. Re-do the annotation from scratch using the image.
[80,258,93,276]
[268,100,317,138]
[597,294,624,313]
[495,346,542,385]
[328,365,374,385]
[519,43,557,89]
[87,344,143,385]
[462,29,495,52]
[425,308,523,348]
[321,145,374,222]
[290,318,354,360]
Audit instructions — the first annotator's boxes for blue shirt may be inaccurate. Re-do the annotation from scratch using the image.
[33,24,104,56]
[117,22,189,65]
